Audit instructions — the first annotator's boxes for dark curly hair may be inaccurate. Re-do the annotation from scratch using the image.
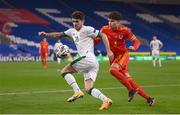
[108,11,122,20]
[71,11,85,20]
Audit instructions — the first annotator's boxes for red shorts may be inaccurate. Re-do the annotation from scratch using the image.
[41,52,48,58]
[110,52,130,73]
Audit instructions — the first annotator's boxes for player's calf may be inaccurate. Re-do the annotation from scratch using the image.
[128,89,138,102]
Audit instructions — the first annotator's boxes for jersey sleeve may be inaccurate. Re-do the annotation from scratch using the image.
[158,40,163,46]
[87,26,100,39]
[64,28,72,38]
[125,28,140,50]
[100,25,109,34]
[125,28,136,41]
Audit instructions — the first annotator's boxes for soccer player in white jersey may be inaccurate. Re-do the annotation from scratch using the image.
[38,11,114,110]
[54,40,72,63]
[150,36,163,67]
[54,40,63,63]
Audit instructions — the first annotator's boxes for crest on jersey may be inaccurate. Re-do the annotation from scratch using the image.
[119,34,123,39]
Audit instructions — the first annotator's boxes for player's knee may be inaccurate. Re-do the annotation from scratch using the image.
[85,87,94,95]
[125,73,131,77]
[109,67,118,75]
[59,66,70,77]
[57,69,63,75]
[109,68,116,75]
[59,70,70,78]
[126,76,133,81]
[109,66,122,75]
[60,71,66,77]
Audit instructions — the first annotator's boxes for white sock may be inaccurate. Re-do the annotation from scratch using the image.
[158,59,162,67]
[91,88,108,102]
[153,60,156,67]
[57,58,61,63]
[64,73,80,92]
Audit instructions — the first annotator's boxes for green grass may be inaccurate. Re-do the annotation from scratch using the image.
[0,60,180,114]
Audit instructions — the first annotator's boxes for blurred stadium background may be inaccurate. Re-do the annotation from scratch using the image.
[0,0,180,61]
[0,0,180,114]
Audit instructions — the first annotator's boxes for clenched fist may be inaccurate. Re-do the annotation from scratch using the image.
[38,31,47,38]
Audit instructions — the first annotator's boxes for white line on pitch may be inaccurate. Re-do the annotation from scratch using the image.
[0,84,180,96]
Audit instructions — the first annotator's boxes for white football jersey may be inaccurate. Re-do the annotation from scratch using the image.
[54,42,63,51]
[64,26,99,57]
[150,40,163,50]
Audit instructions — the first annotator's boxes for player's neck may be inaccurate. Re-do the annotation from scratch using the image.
[111,23,121,31]
[111,27,117,31]
[75,25,83,31]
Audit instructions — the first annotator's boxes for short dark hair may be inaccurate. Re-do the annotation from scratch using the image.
[108,11,122,20]
[71,11,85,20]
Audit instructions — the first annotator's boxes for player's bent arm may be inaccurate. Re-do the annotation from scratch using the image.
[150,43,153,50]
[39,32,67,39]
[128,36,140,51]
[159,42,163,49]
[99,32,114,60]
[126,29,140,51]
[133,38,140,50]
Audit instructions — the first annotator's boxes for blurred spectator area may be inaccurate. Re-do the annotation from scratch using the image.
[0,0,179,56]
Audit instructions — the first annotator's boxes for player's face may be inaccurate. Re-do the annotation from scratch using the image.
[43,38,46,42]
[72,18,84,31]
[153,36,157,40]
[108,19,119,30]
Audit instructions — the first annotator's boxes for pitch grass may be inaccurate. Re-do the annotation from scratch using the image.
[0,60,180,114]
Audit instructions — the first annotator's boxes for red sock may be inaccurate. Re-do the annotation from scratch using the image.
[42,60,45,66]
[110,68,133,91]
[128,78,149,100]
[42,58,47,68]
[44,61,48,68]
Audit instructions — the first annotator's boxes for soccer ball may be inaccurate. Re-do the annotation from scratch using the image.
[55,44,69,58]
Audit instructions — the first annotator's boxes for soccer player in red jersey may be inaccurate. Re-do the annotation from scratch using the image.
[98,11,155,106]
[39,38,49,68]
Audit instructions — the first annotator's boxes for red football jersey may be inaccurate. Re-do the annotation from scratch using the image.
[40,41,49,54]
[101,25,140,55]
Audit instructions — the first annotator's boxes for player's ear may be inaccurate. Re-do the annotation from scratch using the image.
[81,19,85,24]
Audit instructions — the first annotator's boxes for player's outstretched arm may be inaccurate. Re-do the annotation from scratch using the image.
[38,31,67,39]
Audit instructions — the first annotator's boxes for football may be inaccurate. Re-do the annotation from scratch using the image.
[55,44,69,58]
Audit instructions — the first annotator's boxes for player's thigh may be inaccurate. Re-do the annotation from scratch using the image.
[61,64,76,74]
[152,50,159,56]
[41,53,48,58]
[83,66,99,82]
[111,52,129,70]
[71,56,99,73]
[84,79,94,90]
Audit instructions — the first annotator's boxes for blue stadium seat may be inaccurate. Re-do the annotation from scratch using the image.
[0,0,179,55]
